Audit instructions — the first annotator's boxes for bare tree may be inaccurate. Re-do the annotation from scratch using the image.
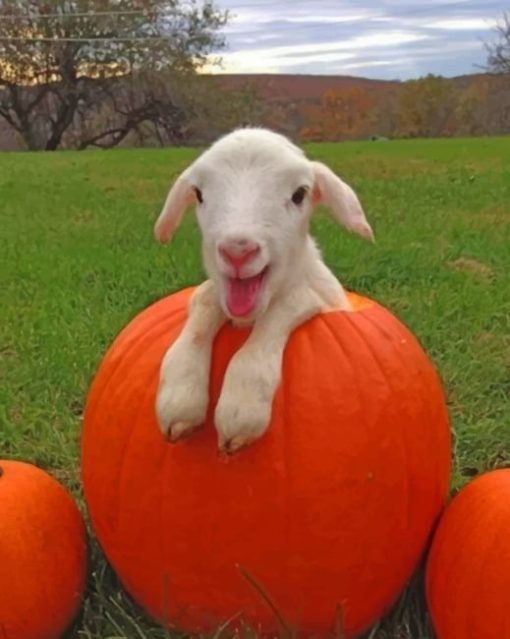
[73,71,189,149]
[63,70,266,150]
[0,0,227,150]
[485,11,510,75]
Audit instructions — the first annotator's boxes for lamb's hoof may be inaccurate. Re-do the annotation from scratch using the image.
[218,435,254,456]
[164,420,203,444]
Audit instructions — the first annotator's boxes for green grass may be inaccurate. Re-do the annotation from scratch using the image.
[1,136,509,638]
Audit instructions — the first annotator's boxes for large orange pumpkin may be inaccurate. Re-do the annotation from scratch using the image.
[0,460,87,639]
[426,469,510,639]
[82,287,451,637]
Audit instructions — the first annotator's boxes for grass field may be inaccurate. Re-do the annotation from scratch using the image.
[1,136,509,638]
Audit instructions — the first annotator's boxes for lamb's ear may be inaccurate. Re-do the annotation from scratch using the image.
[154,168,196,244]
[311,161,374,242]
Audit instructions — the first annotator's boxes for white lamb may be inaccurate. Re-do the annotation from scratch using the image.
[154,127,374,454]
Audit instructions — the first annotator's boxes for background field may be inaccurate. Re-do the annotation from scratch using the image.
[1,137,509,638]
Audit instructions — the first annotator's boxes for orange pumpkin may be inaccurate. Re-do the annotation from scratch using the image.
[426,469,510,639]
[0,460,87,639]
[82,287,451,638]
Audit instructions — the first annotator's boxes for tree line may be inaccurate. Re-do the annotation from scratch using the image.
[297,73,510,142]
[0,2,509,151]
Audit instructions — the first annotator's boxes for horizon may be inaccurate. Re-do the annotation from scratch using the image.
[201,69,491,81]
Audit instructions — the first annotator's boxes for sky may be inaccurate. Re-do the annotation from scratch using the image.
[210,0,507,79]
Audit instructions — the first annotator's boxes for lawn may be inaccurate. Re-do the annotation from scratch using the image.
[1,136,509,638]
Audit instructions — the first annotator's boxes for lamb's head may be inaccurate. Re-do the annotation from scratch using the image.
[154,128,373,322]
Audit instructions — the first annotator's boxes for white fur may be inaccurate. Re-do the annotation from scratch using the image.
[154,128,373,453]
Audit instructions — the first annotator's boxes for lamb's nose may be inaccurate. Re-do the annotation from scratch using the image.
[218,238,260,270]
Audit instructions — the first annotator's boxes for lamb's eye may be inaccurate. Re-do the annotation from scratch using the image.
[291,186,307,206]
[193,187,203,204]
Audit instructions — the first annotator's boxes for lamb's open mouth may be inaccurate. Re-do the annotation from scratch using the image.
[225,267,269,318]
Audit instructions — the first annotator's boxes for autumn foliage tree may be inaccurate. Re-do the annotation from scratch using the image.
[454,78,490,135]
[396,75,455,138]
[0,0,227,150]
[300,85,376,141]
[323,86,375,138]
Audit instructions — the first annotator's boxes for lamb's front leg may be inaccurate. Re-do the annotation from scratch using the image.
[215,287,326,454]
[156,280,226,442]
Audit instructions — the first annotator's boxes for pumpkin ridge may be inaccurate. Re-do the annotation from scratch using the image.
[281,336,293,588]
[279,320,319,614]
[83,313,181,542]
[344,311,393,379]
[113,353,164,539]
[85,303,188,423]
[158,445,173,626]
[461,503,505,637]
[361,311,451,512]
[332,312,417,627]
[281,317,355,633]
[346,314,438,534]
[360,310,443,404]
[345,312,412,531]
[317,313,409,631]
[318,314,363,395]
[360,315,446,605]
[319,312,377,434]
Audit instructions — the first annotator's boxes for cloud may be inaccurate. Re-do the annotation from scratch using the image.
[216,30,432,73]
[211,0,506,79]
[426,18,499,30]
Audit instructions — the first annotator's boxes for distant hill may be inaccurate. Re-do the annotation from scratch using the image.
[216,73,399,102]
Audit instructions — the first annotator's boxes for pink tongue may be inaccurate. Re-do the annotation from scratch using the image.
[226,272,265,317]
